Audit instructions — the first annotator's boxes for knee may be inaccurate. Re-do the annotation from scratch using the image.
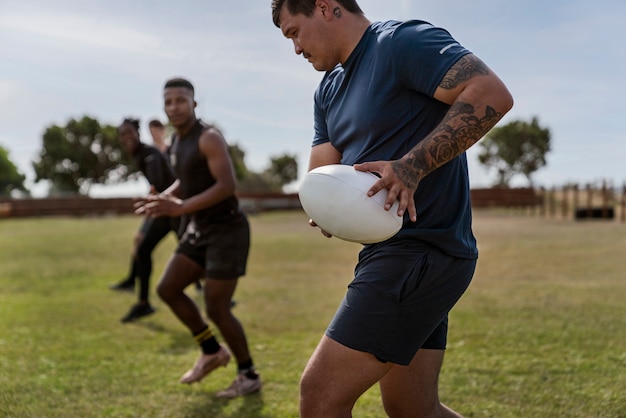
[133,232,144,247]
[205,303,230,325]
[382,396,440,418]
[156,280,177,303]
[135,246,150,260]
[156,281,168,301]
[205,304,219,323]
[135,241,154,260]
[299,373,320,417]
[299,371,348,418]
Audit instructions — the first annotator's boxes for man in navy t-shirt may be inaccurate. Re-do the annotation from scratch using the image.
[272,0,513,416]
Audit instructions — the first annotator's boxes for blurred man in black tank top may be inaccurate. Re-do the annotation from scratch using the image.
[134,78,261,398]
[148,117,204,293]
[111,118,181,324]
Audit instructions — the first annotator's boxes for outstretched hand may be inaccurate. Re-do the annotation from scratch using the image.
[353,161,418,222]
[134,194,183,218]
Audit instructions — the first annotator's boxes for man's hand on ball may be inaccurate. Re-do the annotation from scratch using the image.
[308,219,333,238]
[353,160,418,222]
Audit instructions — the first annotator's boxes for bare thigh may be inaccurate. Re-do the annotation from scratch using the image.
[159,253,204,293]
[380,349,461,418]
[203,277,238,313]
[300,335,393,418]
[156,253,206,333]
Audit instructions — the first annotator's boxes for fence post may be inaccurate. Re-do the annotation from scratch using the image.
[539,187,546,217]
[586,183,593,218]
[549,186,557,218]
[622,183,626,223]
[602,180,609,219]
[573,184,579,220]
[561,185,569,220]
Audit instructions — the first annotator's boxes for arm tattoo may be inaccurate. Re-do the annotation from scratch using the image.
[392,103,503,189]
[390,54,503,189]
[439,54,489,90]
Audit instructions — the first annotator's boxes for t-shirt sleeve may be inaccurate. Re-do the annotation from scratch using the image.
[391,21,471,97]
[312,83,330,147]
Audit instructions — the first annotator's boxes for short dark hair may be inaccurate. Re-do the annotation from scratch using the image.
[119,118,140,131]
[148,119,164,129]
[271,0,363,27]
[164,77,195,95]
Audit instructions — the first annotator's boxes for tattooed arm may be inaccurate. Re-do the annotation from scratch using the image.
[355,54,513,222]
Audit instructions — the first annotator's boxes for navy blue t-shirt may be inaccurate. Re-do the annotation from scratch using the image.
[313,20,477,259]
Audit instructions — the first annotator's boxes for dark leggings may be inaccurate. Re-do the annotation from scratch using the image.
[136,216,179,301]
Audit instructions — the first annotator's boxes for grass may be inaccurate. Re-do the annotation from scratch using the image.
[0,210,624,417]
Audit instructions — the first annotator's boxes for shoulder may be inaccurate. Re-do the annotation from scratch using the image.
[368,20,443,44]
[389,20,459,49]
[135,143,152,160]
[197,121,228,155]
[389,20,470,87]
[143,144,165,160]
[199,122,226,143]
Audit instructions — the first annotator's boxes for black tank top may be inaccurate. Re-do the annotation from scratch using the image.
[133,143,176,193]
[170,119,239,225]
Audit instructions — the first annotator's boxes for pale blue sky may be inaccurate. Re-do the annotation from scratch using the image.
[1,0,624,196]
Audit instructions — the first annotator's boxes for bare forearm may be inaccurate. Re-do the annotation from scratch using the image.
[391,53,513,188]
[179,182,235,215]
[354,55,513,222]
[161,179,180,197]
[394,103,502,188]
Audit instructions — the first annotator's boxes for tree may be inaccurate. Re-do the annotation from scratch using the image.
[477,116,551,187]
[32,116,134,195]
[263,154,298,189]
[0,145,28,196]
[228,144,250,181]
[229,143,298,192]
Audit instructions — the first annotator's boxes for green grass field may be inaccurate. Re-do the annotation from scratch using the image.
[0,210,624,417]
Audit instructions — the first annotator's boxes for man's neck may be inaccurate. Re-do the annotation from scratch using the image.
[175,117,198,138]
[337,15,371,65]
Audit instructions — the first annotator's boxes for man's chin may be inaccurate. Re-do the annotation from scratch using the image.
[169,117,186,127]
[311,62,330,72]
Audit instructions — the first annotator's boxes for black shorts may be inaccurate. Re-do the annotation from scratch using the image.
[176,212,250,279]
[326,239,476,365]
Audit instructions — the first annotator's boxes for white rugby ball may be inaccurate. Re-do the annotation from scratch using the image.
[298,164,403,244]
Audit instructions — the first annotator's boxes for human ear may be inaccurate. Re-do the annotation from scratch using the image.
[316,0,330,17]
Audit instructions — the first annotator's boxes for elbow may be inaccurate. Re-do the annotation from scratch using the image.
[225,183,236,198]
[493,78,514,115]
[501,89,514,114]
[221,179,237,198]
[479,76,514,117]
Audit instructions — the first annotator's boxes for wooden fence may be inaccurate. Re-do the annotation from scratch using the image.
[538,182,626,222]
[1,185,624,222]
[470,187,541,208]
[0,192,302,219]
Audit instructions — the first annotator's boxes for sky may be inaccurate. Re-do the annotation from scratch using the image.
[1,0,624,197]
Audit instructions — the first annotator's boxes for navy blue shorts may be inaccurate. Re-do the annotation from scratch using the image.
[326,239,476,365]
[176,212,250,279]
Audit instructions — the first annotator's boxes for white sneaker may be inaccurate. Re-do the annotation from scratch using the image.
[216,374,262,398]
[179,345,231,384]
